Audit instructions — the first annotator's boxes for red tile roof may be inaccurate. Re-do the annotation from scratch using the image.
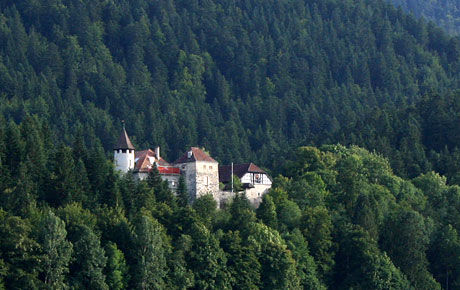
[134,149,173,173]
[218,163,267,183]
[158,167,180,175]
[174,147,217,163]
[114,128,135,150]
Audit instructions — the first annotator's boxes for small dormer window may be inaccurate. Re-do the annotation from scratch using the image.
[187,151,193,159]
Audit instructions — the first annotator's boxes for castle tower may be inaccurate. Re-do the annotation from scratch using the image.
[175,147,219,201]
[114,123,135,173]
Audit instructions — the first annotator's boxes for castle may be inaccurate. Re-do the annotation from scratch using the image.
[113,126,272,207]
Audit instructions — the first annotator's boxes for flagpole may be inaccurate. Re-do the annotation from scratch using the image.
[231,162,234,194]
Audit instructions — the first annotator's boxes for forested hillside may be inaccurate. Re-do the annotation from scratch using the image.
[2,128,460,289]
[3,0,460,288]
[332,92,460,182]
[390,0,460,35]
[2,0,460,174]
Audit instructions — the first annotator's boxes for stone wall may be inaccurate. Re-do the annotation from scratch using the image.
[134,172,180,192]
[195,161,219,199]
[178,162,198,200]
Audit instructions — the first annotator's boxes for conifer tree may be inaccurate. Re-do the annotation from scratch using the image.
[147,164,176,208]
[256,194,278,229]
[177,175,189,207]
[186,223,231,289]
[221,231,261,289]
[168,234,195,289]
[47,145,81,207]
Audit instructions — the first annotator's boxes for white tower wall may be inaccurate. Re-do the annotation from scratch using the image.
[114,149,135,173]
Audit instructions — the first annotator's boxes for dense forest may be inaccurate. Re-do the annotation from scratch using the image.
[3,0,460,288]
[390,0,460,35]
[1,121,460,289]
[2,0,460,175]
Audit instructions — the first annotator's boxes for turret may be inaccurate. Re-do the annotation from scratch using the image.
[114,122,135,173]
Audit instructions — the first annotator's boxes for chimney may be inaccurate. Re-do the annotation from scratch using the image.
[155,146,160,160]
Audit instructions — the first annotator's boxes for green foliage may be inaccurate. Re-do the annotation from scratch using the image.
[381,208,440,289]
[177,175,189,207]
[220,231,261,289]
[38,211,72,290]
[428,224,460,289]
[299,206,335,279]
[1,0,460,174]
[2,0,460,287]
[70,225,109,289]
[186,223,231,289]
[192,195,217,229]
[390,0,460,36]
[1,133,460,288]
[104,242,129,290]
[0,209,40,288]
[133,216,169,290]
[283,229,325,290]
[334,223,412,289]
[256,194,278,229]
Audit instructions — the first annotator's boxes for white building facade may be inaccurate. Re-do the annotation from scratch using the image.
[114,128,271,207]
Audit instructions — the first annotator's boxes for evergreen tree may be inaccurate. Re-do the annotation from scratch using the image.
[47,145,81,207]
[147,165,176,208]
[177,175,189,207]
[220,231,261,289]
[256,194,278,229]
[186,223,231,289]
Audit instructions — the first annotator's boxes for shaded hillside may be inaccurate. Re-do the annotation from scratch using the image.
[390,0,460,35]
[1,0,460,171]
[333,92,460,186]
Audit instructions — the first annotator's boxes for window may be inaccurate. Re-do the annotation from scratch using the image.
[122,149,127,153]
[209,166,213,170]
[254,174,261,184]
[203,165,206,170]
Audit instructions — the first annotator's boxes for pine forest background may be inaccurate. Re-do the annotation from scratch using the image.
[2,0,460,289]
